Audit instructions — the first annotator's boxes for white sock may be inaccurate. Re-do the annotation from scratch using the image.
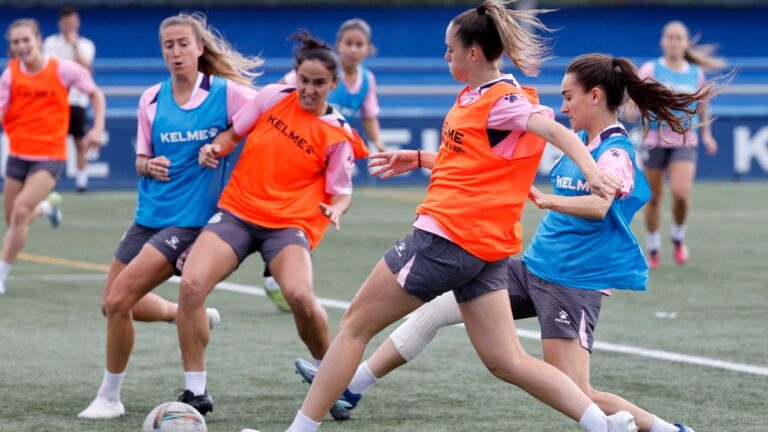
[0,260,12,281]
[578,403,607,432]
[670,224,686,242]
[39,201,54,217]
[646,231,661,252]
[286,410,320,432]
[313,357,322,367]
[76,170,88,188]
[184,371,207,396]
[650,415,679,432]
[97,370,125,401]
[348,361,378,395]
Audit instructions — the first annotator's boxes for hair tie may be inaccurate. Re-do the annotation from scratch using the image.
[612,58,621,73]
[476,5,486,15]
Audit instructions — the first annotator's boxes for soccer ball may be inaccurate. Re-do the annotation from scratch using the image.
[142,402,207,432]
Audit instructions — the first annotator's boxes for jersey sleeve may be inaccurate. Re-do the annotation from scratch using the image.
[0,68,11,116]
[225,80,258,124]
[232,84,291,137]
[135,85,160,157]
[359,70,380,119]
[487,93,554,131]
[596,147,635,198]
[324,141,355,195]
[57,58,96,95]
[638,61,655,80]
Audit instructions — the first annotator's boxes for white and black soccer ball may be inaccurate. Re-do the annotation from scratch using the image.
[142,401,207,432]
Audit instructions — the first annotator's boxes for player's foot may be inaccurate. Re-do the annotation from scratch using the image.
[77,395,125,420]
[264,276,291,313]
[206,308,221,330]
[675,423,696,432]
[177,389,214,416]
[648,249,661,269]
[606,410,638,432]
[0,280,5,295]
[77,186,87,193]
[46,192,63,228]
[672,240,689,265]
[294,358,360,421]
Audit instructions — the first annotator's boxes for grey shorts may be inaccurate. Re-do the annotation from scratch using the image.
[69,106,88,139]
[507,258,603,351]
[114,223,201,275]
[384,229,508,304]
[641,146,698,170]
[203,209,310,274]
[5,156,65,182]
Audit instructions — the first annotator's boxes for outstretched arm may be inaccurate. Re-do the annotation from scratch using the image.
[528,186,613,220]
[369,150,436,179]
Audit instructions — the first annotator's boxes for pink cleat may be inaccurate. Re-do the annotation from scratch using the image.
[673,241,689,265]
[648,250,661,269]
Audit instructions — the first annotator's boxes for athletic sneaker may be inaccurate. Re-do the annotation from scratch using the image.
[177,389,214,416]
[606,410,638,432]
[206,308,221,330]
[264,276,291,313]
[0,280,5,295]
[294,357,360,421]
[672,240,689,265]
[648,249,661,269]
[675,423,696,432]
[46,192,63,228]
[77,395,125,420]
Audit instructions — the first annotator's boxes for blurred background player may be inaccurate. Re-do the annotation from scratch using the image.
[43,4,98,192]
[265,18,386,312]
[294,53,713,432]
[0,18,105,295]
[175,31,368,415]
[76,13,260,420]
[635,21,725,268]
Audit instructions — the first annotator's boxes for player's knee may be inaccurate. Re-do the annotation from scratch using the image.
[337,311,376,342]
[671,187,690,203]
[10,203,33,225]
[283,285,314,316]
[483,352,529,382]
[104,291,132,318]
[179,273,210,309]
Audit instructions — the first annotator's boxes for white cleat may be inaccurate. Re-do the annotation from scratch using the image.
[606,410,639,432]
[0,280,5,295]
[77,395,125,420]
[206,308,221,330]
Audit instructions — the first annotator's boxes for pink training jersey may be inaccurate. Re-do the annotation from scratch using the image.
[639,59,705,148]
[414,74,553,240]
[232,84,356,196]
[282,67,380,119]
[135,73,257,157]
[590,124,635,198]
[0,56,95,116]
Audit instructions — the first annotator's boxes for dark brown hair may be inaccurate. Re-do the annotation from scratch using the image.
[290,29,338,80]
[451,0,552,77]
[664,21,726,71]
[566,53,720,137]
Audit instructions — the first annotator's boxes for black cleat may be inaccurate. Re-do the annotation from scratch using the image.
[177,389,214,416]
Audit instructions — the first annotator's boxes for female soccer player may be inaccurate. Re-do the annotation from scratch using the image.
[637,21,724,268]
[77,13,260,420]
[0,18,105,295]
[241,3,645,432]
[295,53,713,432]
[174,31,368,415]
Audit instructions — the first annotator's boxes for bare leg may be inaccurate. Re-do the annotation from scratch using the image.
[643,168,664,235]
[1,171,57,264]
[269,245,329,360]
[542,338,655,432]
[459,290,593,421]
[177,232,238,372]
[299,259,423,421]
[104,245,175,373]
[668,161,696,227]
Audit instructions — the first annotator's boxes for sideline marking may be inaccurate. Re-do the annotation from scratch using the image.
[18,253,768,377]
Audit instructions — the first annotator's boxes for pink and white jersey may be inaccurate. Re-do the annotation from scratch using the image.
[135,73,256,157]
[0,56,95,115]
[232,84,356,195]
[639,59,705,148]
[588,124,635,198]
[282,67,380,119]
[414,74,553,239]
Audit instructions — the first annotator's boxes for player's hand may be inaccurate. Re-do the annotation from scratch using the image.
[83,127,104,150]
[199,144,221,168]
[702,133,718,156]
[368,150,418,179]
[147,156,171,182]
[586,170,621,199]
[319,202,343,231]
[528,186,552,210]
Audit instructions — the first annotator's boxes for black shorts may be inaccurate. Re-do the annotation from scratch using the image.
[641,146,698,170]
[114,223,201,275]
[508,258,603,351]
[5,155,65,182]
[202,209,311,275]
[69,106,88,139]
[384,229,508,303]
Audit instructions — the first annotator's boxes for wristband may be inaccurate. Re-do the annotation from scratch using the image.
[417,150,421,168]
[144,158,150,176]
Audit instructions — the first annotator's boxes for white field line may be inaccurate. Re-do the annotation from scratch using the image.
[31,273,768,377]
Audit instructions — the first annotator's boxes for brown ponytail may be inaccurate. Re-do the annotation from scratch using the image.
[566,54,720,137]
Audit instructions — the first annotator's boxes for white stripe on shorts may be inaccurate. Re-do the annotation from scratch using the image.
[396,256,417,287]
